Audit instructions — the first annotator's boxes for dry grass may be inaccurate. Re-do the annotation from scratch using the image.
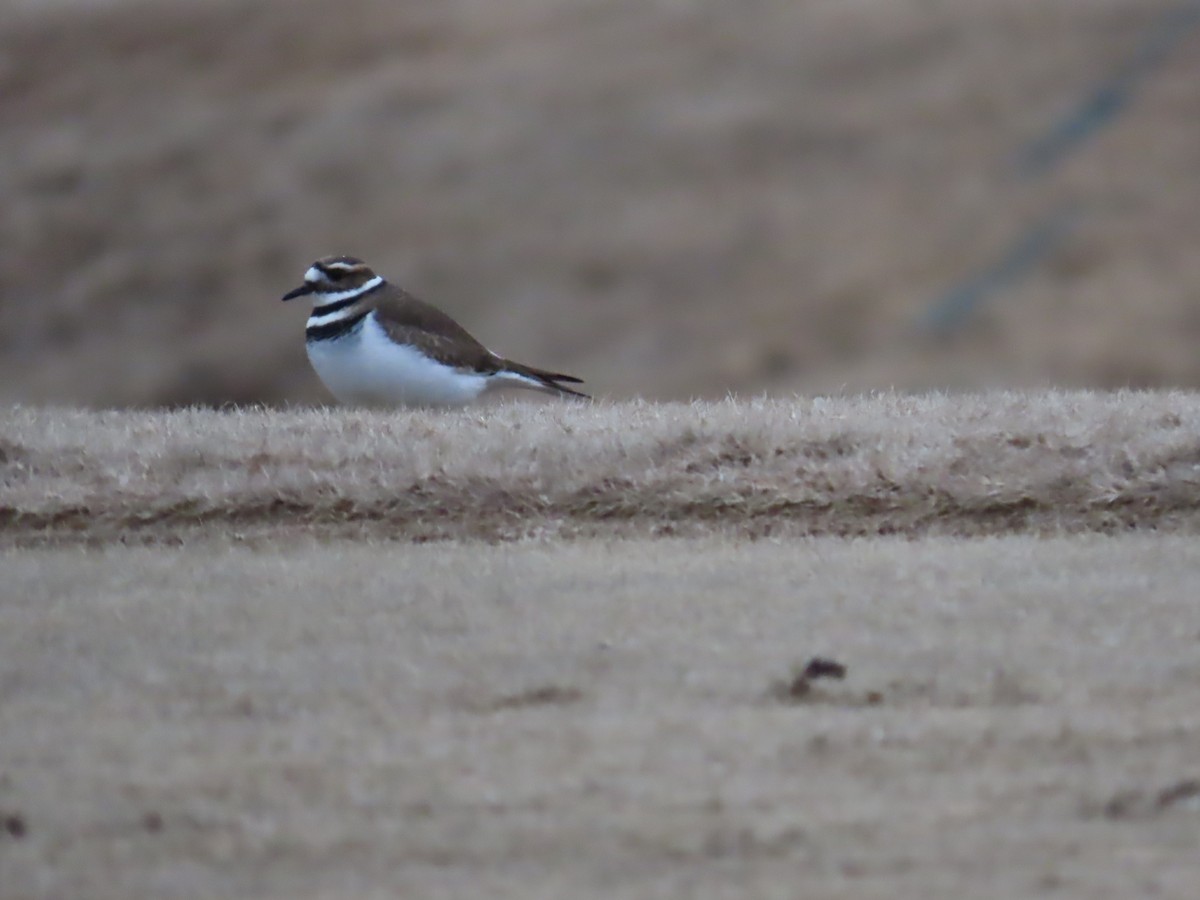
[4,391,1200,545]
[6,394,1200,897]
[3,534,1200,899]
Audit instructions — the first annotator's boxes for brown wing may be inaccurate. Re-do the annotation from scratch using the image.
[370,282,589,397]
[369,284,503,373]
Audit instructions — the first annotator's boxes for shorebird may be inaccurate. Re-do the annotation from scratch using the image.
[282,256,587,407]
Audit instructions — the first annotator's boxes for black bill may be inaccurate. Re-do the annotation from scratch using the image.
[281,283,315,302]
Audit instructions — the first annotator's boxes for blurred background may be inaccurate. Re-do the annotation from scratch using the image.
[3,0,1199,407]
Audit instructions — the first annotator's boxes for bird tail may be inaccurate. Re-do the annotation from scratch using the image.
[494,361,590,400]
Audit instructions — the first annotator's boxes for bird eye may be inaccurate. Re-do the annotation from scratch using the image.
[326,269,345,283]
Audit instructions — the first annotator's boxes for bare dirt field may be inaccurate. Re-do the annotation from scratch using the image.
[3,394,1200,898]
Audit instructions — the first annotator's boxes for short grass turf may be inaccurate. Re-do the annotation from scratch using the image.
[2,535,1200,899]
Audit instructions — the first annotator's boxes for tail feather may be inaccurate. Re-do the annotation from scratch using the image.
[494,360,590,400]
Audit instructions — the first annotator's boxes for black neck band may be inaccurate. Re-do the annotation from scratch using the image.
[306,310,369,342]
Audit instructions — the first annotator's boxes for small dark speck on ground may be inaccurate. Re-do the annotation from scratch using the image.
[484,685,585,712]
[1098,779,1200,819]
[800,658,847,680]
[770,656,849,703]
[2,812,27,839]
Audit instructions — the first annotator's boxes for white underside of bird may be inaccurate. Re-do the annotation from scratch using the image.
[306,313,545,407]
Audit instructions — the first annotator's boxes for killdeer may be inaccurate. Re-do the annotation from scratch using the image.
[282,256,587,407]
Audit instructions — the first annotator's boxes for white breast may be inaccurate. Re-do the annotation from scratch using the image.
[306,314,488,407]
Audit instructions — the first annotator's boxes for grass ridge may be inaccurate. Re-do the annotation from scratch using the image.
[4,392,1200,544]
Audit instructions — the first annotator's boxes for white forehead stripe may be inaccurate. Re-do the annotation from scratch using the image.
[304,266,322,283]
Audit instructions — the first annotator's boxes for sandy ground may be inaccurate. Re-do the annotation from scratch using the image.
[2,535,1200,899]
[3,0,1200,406]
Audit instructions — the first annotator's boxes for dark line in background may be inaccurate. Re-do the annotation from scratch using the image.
[1016,3,1200,176]
[919,205,1081,336]
[919,3,1200,335]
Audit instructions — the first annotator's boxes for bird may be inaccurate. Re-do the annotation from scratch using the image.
[281,256,588,407]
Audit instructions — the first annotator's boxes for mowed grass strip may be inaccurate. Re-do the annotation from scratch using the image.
[4,534,1200,898]
[3,391,1200,544]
